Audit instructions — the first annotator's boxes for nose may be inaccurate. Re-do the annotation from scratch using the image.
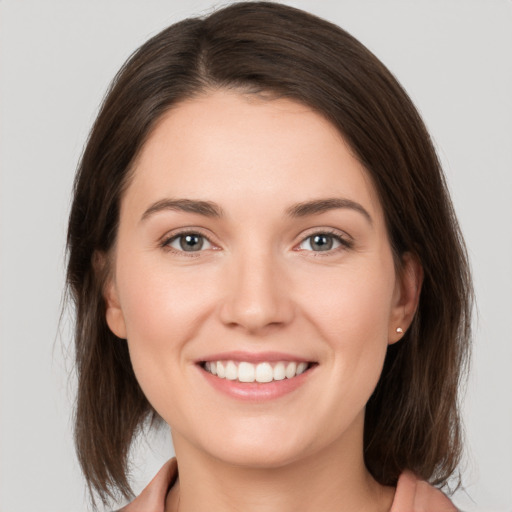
[218,249,295,334]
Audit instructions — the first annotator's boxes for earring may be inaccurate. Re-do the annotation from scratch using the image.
[396,327,403,334]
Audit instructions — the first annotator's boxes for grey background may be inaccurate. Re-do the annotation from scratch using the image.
[1,1,511,511]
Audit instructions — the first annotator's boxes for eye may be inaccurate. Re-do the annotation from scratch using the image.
[165,232,213,252]
[298,232,348,252]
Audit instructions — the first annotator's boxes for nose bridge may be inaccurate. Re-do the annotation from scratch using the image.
[219,242,294,332]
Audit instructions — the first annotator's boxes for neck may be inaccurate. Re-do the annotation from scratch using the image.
[166,417,395,512]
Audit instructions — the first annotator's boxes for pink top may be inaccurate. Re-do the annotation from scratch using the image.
[118,458,458,512]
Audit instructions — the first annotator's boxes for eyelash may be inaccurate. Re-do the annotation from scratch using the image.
[160,228,353,257]
[296,229,353,256]
[160,229,216,258]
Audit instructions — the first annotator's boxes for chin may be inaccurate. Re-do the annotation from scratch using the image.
[194,420,314,470]
[211,444,305,470]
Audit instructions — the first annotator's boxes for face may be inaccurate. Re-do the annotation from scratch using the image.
[105,90,419,469]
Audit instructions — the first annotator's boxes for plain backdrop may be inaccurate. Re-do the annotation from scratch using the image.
[1,1,511,511]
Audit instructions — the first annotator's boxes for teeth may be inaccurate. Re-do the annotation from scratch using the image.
[296,362,308,375]
[255,362,273,383]
[217,361,226,378]
[285,362,297,379]
[225,361,237,380]
[203,360,311,383]
[273,362,286,381]
[238,362,255,382]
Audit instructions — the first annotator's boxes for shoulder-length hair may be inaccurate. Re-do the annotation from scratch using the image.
[66,1,472,506]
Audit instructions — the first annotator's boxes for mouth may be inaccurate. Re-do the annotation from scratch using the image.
[199,360,317,383]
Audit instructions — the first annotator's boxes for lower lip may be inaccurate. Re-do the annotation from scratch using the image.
[197,364,315,402]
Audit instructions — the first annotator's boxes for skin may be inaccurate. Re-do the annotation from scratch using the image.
[104,90,422,512]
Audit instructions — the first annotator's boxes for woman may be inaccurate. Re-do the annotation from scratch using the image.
[66,2,472,511]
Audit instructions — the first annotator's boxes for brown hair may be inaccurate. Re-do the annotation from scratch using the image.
[66,1,472,507]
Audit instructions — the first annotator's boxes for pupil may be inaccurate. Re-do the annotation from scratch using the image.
[312,234,332,251]
[180,234,203,251]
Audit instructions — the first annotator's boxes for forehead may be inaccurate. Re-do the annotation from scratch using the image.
[123,90,384,225]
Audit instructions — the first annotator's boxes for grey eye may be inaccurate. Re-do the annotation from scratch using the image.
[299,234,342,252]
[168,233,212,252]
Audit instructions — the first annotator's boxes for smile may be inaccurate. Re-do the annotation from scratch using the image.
[202,360,311,383]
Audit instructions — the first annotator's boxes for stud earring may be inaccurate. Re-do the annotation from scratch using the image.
[396,327,403,334]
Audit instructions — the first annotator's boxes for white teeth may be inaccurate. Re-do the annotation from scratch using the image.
[285,362,297,379]
[225,361,238,380]
[255,362,273,383]
[296,362,308,375]
[273,362,286,381]
[238,362,255,382]
[203,360,311,382]
[216,361,226,378]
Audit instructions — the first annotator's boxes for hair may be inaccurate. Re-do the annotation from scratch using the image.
[66,1,472,507]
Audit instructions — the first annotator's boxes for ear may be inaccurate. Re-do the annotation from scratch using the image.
[104,278,128,340]
[388,252,423,344]
[94,251,127,339]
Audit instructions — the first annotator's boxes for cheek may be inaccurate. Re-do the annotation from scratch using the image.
[117,253,215,341]
[298,259,395,344]
[114,254,215,398]
[296,257,396,404]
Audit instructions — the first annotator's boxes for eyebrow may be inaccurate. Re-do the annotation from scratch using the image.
[141,199,225,222]
[140,197,372,225]
[286,198,373,225]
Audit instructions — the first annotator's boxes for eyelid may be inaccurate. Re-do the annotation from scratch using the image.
[294,228,353,253]
[159,226,353,256]
[160,227,219,256]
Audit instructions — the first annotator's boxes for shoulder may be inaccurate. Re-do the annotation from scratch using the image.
[116,458,177,512]
[115,460,459,512]
[390,470,458,512]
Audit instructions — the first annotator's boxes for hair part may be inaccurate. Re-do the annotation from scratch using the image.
[66,1,472,507]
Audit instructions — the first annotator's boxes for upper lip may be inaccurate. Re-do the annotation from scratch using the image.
[196,351,314,364]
